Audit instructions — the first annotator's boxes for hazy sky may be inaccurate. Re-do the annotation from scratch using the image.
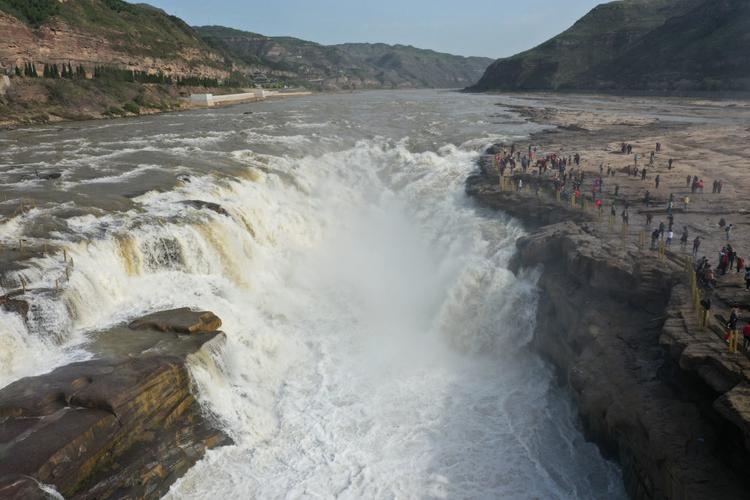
[146,0,605,59]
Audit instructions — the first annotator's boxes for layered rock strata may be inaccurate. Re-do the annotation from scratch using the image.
[0,308,230,499]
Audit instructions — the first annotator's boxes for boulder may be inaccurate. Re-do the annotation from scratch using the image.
[128,307,222,334]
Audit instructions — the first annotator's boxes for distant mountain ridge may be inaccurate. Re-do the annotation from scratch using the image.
[195,26,494,90]
[0,1,493,90]
[470,0,750,93]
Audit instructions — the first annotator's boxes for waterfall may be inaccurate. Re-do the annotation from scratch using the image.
[0,91,626,499]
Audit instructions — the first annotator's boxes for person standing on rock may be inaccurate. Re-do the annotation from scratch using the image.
[718,248,728,275]
[641,168,647,181]
[743,322,750,351]
[693,236,701,257]
[700,296,711,327]
[729,308,739,330]
[658,221,665,240]
[737,255,745,273]
[655,174,661,189]
[666,229,674,247]
[686,175,691,188]
[745,267,750,290]
[726,224,733,241]
[651,228,660,250]
[680,227,689,250]
[728,309,740,353]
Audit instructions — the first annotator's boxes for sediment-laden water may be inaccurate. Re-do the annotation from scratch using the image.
[0,90,626,499]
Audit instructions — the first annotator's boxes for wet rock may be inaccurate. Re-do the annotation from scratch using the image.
[34,170,62,181]
[0,476,57,499]
[128,307,222,334]
[180,199,230,217]
[0,291,29,321]
[0,310,231,499]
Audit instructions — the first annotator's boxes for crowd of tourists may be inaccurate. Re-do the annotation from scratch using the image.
[492,138,749,355]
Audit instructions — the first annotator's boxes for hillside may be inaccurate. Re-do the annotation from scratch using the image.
[470,0,749,93]
[0,0,233,79]
[0,0,494,127]
[196,26,493,90]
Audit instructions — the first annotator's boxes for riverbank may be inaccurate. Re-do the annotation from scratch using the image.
[0,77,312,130]
[468,94,750,499]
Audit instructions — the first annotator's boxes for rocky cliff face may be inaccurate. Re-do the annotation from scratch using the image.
[469,0,749,93]
[0,308,231,499]
[0,1,231,79]
[467,161,750,499]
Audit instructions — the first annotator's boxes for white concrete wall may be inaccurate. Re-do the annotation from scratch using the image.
[190,93,214,107]
[189,89,311,107]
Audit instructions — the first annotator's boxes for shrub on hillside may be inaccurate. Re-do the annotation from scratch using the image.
[123,102,140,115]
[0,0,60,26]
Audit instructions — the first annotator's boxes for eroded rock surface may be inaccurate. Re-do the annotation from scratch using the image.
[0,309,230,499]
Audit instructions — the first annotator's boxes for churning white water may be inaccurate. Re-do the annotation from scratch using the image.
[0,91,626,499]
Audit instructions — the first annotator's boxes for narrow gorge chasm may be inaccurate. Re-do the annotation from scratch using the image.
[467,156,750,500]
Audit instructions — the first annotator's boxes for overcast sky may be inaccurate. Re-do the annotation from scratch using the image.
[145,0,605,59]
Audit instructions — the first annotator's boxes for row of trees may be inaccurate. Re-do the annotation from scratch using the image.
[10,63,283,88]
[11,62,224,87]
[13,62,86,79]
[92,66,221,87]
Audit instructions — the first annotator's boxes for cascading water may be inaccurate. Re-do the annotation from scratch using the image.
[0,91,626,499]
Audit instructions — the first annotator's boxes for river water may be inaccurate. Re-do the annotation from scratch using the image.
[0,90,626,499]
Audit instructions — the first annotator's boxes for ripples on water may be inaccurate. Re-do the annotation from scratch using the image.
[0,91,626,499]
